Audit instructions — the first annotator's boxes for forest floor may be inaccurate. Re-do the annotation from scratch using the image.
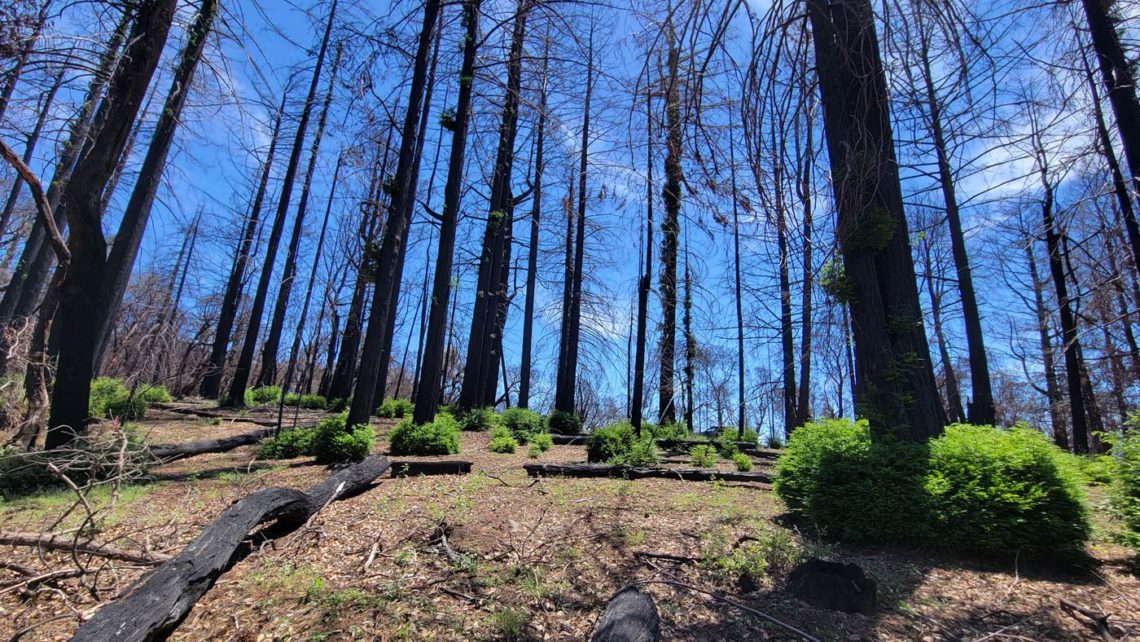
[1,402,1138,641]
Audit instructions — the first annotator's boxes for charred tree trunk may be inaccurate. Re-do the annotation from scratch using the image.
[794,92,815,430]
[326,150,389,401]
[921,237,965,423]
[411,2,479,424]
[682,234,695,430]
[1025,239,1068,449]
[1081,0,1140,267]
[730,131,746,436]
[0,12,129,376]
[918,30,994,426]
[658,23,682,427]
[90,0,219,375]
[555,32,593,416]
[1036,149,1088,452]
[258,39,342,387]
[274,153,342,429]
[774,163,797,437]
[372,22,442,407]
[807,0,945,441]
[518,43,549,411]
[225,0,338,406]
[46,0,178,449]
[0,2,47,123]
[632,91,654,434]
[70,457,392,642]
[199,94,288,399]
[346,0,441,428]
[458,0,530,410]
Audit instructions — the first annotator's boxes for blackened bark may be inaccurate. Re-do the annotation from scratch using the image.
[258,38,342,387]
[0,10,128,361]
[274,153,342,429]
[658,22,682,426]
[225,0,339,406]
[373,20,442,406]
[1037,154,1088,452]
[91,0,219,375]
[327,149,389,401]
[411,0,479,423]
[794,92,815,430]
[518,43,549,410]
[458,0,529,410]
[46,0,178,449]
[775,163,797,437]
[729,130,746,436]
[807,0,945,441]
[555,33,592,415]
[918,32,993,426]
[1025,240,1067,449]
[1081,0,1140,265]
[199,94,288,399]
[346,0,441,428]
[632,91,654,434]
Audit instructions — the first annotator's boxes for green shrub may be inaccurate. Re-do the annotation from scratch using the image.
[775,419,1090,557]
[1113,427,1140,551]
[245,385,282,406]
[284,393,301,406]
[547,409,582,435]
[741,428,760,445]
[376,398,413,418]
[925,424,1089,556]
[707,527,802,584]
[389,415,460,456]
[765,433,784,449]
[89,377,148,420]
[457,407,496,432]
[138,384,172,404]
[588,422,657,466]
[300,394,327,409]
[527,444,542,458]
[588,422,635,463]
[489,426,518,454]
[690,444,719,468]
[732,452,753,472]
[716,431,741,458]
[500,408,545,444]
[311,415,374,463]
[327,397,350,413]
[1074,454,1116,486]
[529,432,553,453]
[648,421,691,441]
[258,427,317,459]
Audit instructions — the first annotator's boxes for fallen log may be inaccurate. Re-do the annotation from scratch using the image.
[70,456,391,642]
[523,463,772,484]
[147,426,277,461]
[0,532,170,565]
[390,460,472,476]
[548,434,779,459]
[590,586,661,642]
[151,403,278,427]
